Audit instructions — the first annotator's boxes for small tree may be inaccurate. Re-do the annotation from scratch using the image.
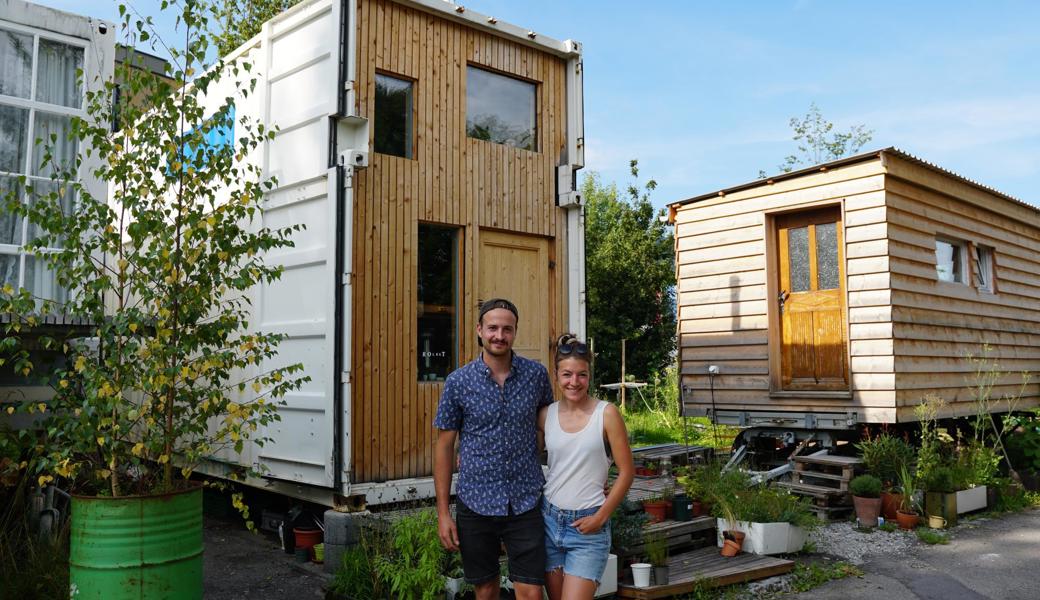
[214,0,304,56]
[0,0,307,498]
[764,102,873,176]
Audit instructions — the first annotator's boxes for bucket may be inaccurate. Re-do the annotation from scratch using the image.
[672,494,692,521]
[70,484,203,599]
[631,563,652,588]
[312,543,324,563]
[294,527,323,551]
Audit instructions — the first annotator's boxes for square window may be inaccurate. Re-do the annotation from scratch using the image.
[35,38,84,108]
[972,245,995,293]
[374,73,413,159]
[418,225,458,381]
[466,65,536,151]
[935,238,965,283]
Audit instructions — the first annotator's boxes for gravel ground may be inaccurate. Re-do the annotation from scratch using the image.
[807,521,918,564]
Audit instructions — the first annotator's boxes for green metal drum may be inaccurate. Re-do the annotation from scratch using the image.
[70,485,203,599]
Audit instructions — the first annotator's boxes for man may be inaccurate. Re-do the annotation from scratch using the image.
[434,298,553,600]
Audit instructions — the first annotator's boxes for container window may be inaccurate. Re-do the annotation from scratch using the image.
[418,225,458,382]
[972,245,995,293]
[815,222,839,290]
[466,65,536,151]
[374,73,413,159]
[788,226,810,292]
[935,238,965,283]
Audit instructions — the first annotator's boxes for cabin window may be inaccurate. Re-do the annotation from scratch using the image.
[972,244,995,293]
[374,73,413,159]
[465,65,536,151]
[0,25,84,302]
[935,238,966,283]
[417,225,458,381]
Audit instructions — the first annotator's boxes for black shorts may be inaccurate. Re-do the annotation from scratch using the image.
[455,500,546,586]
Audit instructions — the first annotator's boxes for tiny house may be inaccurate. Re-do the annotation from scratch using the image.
[189,0,585,505]
[670,148,1040,441]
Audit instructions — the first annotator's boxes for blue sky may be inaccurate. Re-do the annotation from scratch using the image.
[39,0,1040,209]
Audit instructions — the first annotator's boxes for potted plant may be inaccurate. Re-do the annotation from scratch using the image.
[952,440,997,514]
[644,532,669,586]
[856,433,915,520]
[0,4,307,597]
[717,484,816,555]
[923,466,958,528]
[849,474,883,528]
[641,494,668,524]
[895,463,921,530]
[716,496,745,558]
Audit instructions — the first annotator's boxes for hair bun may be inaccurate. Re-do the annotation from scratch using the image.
[556,333,578,348]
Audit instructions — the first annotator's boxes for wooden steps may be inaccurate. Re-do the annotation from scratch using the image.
[622,517,715,557]
[783,452,861,521]
[615,546,795,599]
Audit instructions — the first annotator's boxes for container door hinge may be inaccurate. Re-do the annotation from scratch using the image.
[340,371,352,384]
[341,272,353,286]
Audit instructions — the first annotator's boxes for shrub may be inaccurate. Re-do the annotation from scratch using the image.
[731,485,818,530]
[856,434,915,485]
[922,466,956,493]
[374,510,447,600]
[644,532,668,567]
[849,474,883,498]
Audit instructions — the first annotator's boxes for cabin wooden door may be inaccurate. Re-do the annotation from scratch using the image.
[777,207,848,391]
[479,231,551,367]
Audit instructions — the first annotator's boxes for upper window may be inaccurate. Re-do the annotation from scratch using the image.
[0,25,84,302]
[935,238,966,283]
[374,73,413,159]
[972,244,995,294]
[466,65,536,151]
[417,225,458,382]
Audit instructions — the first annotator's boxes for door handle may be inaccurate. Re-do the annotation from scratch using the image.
[778,290,789,314]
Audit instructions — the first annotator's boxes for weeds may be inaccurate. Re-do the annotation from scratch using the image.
[915,528,950,545]
[878,522,899,533]
[788,561,864,593]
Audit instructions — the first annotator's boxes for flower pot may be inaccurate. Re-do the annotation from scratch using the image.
[70,484,203,599]
[881,491,903,521]
[664,500,674,519]
[955,485,987,514]
[294,526,323,558]
[653,565,669,586]
[672,494,693,521]
[631,563,652,587]
[642,500,668,524]
[895,510,919,530]
[716,519,806,555]
[690,500,704,517]
[853,495,882,528]
[720,531,744,557]
[925,492,958,528]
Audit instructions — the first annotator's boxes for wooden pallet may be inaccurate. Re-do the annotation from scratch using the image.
[615,546,795,599]
[620,516,715,558]
[782,453,861,520]
[632,443,715,467]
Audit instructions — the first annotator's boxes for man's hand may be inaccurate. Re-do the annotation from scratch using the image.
[438,512,460,551]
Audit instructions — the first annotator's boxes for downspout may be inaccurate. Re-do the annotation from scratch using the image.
[559,40,586,338]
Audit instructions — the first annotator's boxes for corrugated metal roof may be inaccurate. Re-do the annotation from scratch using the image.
[669,147,1037,214]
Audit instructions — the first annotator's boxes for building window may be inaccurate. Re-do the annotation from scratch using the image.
[373,73,413,159]
[935,238,965,283]
[465,65,536,151]
[0,24,84,302]
[972,244,995,293]
[418,225,458,382]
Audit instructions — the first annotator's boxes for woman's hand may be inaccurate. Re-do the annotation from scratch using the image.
[571,512,608,535]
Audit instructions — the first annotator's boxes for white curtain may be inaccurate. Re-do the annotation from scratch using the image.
[0,104,28,174]
[32,111,77,177]
[35,39,83,109]
[0,28,33,100]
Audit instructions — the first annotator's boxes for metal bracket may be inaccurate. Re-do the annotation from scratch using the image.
[340,371,351,384]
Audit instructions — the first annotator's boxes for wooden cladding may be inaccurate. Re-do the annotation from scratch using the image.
[350,0,568,483]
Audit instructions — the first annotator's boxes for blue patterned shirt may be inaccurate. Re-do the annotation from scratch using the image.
[433,352,554,516]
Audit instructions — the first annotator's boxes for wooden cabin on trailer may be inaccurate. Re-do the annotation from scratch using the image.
[669,148,1040,444]
[190,0,585,505]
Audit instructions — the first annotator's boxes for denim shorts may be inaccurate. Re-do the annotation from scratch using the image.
[542,498,612,584]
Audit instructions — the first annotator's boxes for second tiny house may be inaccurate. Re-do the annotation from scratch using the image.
[670,148,1040,440]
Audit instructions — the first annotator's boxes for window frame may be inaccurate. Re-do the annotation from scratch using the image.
[416,223,461,383]
[934,237,967,284]
[372,70,415,160]
[464,63,538,152]
[0,22,86,297]
[970,243,996,294]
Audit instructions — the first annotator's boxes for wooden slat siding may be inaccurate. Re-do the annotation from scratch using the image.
[881,162,1040,416]
[351,0,568,483]
[675,165,894,417]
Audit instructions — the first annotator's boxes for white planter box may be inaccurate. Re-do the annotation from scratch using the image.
[956,485,987,514]
[716,518,807,555]
[594,553,618,597]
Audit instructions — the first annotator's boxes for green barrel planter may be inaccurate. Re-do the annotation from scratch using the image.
[70,484,203,599]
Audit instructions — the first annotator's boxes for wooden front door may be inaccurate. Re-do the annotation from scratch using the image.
[479,230,551,367]
[777,207,848,391]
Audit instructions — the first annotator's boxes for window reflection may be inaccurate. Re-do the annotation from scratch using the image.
[466,66,536,151]
[418,225,458,381]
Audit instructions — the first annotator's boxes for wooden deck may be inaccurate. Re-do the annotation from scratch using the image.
[616,546,795,599]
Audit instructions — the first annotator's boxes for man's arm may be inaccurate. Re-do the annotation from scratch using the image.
[434,428,460,551]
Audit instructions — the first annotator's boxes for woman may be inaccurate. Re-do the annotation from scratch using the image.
[539,334,634,599]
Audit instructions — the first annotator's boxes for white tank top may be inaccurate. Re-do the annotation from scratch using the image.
[543,400,613,510]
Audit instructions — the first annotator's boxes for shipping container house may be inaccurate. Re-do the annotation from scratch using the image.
[669,148,1040,441]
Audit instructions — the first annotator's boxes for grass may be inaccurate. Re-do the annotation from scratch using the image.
[915,527,950,545]
[878,522,899,533]
[788,561,864,593]
[0,477,70,600]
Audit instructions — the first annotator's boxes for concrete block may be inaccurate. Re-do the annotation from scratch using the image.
[323,542,346,574]
[323,509,371,546]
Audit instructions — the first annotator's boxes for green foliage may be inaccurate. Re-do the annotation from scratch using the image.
[735,485,819,530]
[0,0,308,498]
[214,0,304,56]
[769,103,873,175]
[849,474,883,499]
[856,433,915,485]
[1005,408,1040,473]
[374,509,448,600]
[897,463,920,513]
[922,466,956,494]
[610,507,648,556]
[915,527,949,545]
[788,561,863,593]
[328,519,392,600]
[991,478,1040,512]
[0,461,69,600]
[644,532,668,566]
[583,164,675,390]
[878,522,898,533]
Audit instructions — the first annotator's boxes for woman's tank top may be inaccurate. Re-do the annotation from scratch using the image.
[543,400,613,510]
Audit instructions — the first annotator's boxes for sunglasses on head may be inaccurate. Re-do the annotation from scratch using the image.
[557,341,589,356]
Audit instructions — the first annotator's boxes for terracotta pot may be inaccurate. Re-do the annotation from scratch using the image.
[852,495,882,528]
[664,500,674,519]
[881,491,903,521]
[690,500,704,517]
[896,509,919,530]
[643,500,668,524]
[719,530,745,557]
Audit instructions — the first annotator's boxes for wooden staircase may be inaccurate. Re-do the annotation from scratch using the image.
[776,453,862,520]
